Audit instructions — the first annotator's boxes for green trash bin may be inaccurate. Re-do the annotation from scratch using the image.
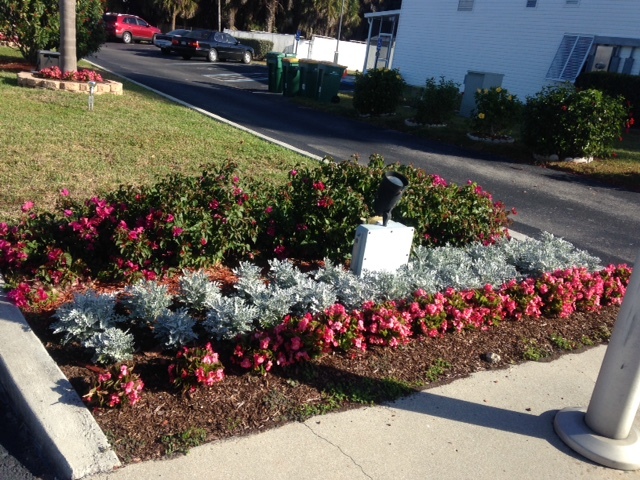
[317,62,347,103]
[282,58,301,97]
[266,52,284,93]
[299,59,320,99]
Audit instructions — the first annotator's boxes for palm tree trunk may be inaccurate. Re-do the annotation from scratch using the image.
[60,0,77,73]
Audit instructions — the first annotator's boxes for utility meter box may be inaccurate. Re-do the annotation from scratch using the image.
[36,50,60,71]
[351,221,414,277]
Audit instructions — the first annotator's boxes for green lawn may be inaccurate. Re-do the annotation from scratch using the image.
[1,44,638,225]
[0,46,315,222]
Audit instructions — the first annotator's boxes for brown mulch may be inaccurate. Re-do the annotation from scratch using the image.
[0,61,33,72]
[22,271,619,465]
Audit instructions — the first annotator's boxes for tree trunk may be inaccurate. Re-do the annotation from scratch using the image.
[265,0,277,32]
[171,10,178,31]
[60,0,77,72]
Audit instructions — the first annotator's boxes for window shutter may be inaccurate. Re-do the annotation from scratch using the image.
[458,0,474,11]
[526,0,537,7]
[546,35,594,81]
[566,0,579,5]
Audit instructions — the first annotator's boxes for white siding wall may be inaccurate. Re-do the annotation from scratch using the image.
[393,0,640,99]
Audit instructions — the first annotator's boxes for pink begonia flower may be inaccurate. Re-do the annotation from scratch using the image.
[290,337,302,351]
[240,358,252,369]
[173,227,184,237]
[60,188,69,197]
[166,214,175,223]
[120,365,129,377]
[21,201,34,212]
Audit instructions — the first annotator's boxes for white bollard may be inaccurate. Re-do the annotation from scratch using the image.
[555,249,640,470]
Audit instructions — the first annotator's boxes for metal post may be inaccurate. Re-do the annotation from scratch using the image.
[555,249,640,470]
[333,0,345,64]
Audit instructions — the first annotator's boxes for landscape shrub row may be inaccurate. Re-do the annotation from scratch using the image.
[353,70,634,159]
[0,156,512,306]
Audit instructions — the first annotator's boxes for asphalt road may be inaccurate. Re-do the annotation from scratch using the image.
[86,41,639,267]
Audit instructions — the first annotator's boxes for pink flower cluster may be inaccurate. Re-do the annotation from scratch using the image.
[168,343,225,395]
[38,66,104,82]
[232,265,631,375]
[83,364,144,408]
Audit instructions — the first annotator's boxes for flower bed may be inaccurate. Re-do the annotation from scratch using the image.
[17,71,123,95]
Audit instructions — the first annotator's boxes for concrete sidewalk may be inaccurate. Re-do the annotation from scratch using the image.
[85,346,640,480]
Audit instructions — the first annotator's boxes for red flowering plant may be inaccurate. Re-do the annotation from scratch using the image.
[168,343,225,395]
[38,66,104,82]
[232,330,276,374]
[359,300,414,348]
[83,364,144,408]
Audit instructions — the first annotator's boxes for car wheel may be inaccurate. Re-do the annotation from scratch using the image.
[207,49,218,62]
[161,48,170,55]
[182,55,192,60]
[242,50,253,64]
[122,32,133,44]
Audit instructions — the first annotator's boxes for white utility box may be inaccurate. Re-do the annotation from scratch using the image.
[351,221,414,276]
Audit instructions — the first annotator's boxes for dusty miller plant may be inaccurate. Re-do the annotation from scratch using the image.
[204,296,259,340]
[177,270,222,311]
[122,279,172,325]
[50,291,125,345]
[84,327,135,365]
[498,232,601,276]
[154,307,198,349]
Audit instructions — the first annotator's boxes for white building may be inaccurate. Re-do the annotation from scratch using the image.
[391,0,640,103]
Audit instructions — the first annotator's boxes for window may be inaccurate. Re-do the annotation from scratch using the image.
[458,0,474,11]
[566,0,579,5]
[546,34,594,81]
[526,0,537,7]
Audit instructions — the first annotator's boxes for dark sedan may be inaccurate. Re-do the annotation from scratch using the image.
[154,28,192,54]
[171,30,254,63]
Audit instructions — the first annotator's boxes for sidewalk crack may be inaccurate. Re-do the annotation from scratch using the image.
[303,422,373,479]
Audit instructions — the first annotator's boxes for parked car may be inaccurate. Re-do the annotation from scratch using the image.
[170,30,254,63]
[103,13,161,44]
[154,29,192,54]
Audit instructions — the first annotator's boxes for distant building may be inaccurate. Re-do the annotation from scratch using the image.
[392,0,640,101]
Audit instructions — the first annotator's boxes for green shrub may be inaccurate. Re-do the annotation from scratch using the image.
[238,39,273,60]
[522,85,629,158]
[470,86,523,138]
[254,155,512,262]
[353,68,406,115]
[414,76,461,125]
[0,157,513,297]
[575,71,640,124]
[0,0,105,64]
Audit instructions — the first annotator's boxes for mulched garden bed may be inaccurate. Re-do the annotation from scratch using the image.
[23,277,619,464]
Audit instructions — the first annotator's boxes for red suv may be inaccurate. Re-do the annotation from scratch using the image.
[103,13,161,44]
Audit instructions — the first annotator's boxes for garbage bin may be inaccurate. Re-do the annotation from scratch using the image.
[266,52,285,93]
[317,62,347,103]
[282,58,301,97]
[299,59,320,99]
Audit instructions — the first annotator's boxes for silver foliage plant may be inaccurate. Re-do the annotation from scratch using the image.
[122,279,172,324]
[154,307,198,349]
[204,296,259,340]
[177,270,222,311]
[84,327,135,365]
[52,232,602,361]
[51,291,125,345]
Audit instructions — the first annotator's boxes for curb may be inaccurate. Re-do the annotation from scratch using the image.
[0,281,120,480]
